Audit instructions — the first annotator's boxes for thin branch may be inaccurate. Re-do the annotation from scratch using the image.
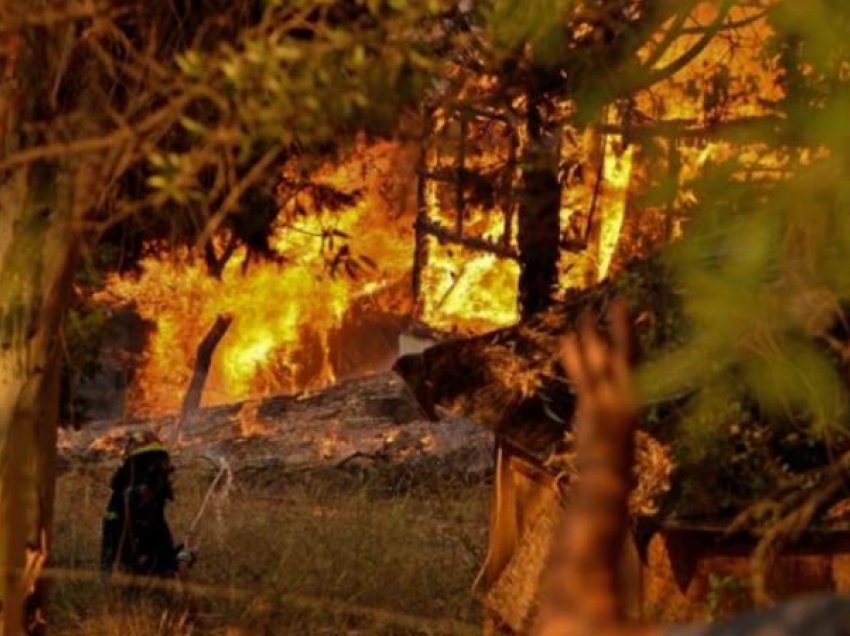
[195,146,283,249]
[0,97,187,170]
[98,19,171,82]
[0,130,131,169]
[641,0,702,71]
[617,0,736,99]
[645,0,736,85]
[0,0,116,29]
[416,217,519,260]
[679,9,770,35]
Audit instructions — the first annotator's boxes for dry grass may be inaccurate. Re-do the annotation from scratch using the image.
[50,463,491,635]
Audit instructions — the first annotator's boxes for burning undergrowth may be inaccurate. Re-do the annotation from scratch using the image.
[58,372,494,491]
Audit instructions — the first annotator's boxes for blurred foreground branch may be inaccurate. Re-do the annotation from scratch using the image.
[535,303,850,636]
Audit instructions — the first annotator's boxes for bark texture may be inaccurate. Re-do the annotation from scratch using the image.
[0,165,78,635]
[0,24,80,636]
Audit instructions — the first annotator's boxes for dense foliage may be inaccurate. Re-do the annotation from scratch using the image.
[637,3,850,476]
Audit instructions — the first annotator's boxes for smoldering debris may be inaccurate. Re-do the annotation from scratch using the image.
[58,372,494,486]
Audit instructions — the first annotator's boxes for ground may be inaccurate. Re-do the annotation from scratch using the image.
[51,372,494,634]
[51,464,491,635]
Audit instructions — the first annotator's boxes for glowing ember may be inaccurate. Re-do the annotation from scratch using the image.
[318,429,342,460]
[237,399,269,438]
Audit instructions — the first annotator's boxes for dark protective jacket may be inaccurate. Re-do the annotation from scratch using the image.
[101,445,179,577]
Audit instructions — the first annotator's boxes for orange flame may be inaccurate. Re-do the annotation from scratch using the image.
[102,141,416,415]
[101,5,785,416]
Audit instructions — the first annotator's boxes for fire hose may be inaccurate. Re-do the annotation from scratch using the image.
[178,452,232,577]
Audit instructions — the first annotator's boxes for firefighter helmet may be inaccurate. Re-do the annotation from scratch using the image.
[122,429,166,459]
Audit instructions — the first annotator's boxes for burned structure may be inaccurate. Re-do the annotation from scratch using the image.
[411,76,641,334]
[395,263,677,632]
[394,262,850,632]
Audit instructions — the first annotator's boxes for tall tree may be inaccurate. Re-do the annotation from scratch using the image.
[429,0,776,318]
[0,26,81,633]
[517,77,562,319]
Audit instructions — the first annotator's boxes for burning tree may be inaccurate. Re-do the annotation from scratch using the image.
[93,139,421,417]
[413,0,783,328]
[409,0,850,472]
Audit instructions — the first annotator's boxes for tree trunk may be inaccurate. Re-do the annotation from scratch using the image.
[0,164,78,635]
[171,314,233,446]
[0,27,80,636]
[517,86,561,321]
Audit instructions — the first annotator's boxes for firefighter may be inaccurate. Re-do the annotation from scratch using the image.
[101,429,194,579]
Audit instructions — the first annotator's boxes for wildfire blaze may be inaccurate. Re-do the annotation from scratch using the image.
[102,141,417,415]
[598,138,636,280]
[99,3,783,417]
[419,242,520,333]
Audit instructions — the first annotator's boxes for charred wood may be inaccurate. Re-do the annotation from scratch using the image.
[393,259,678,459]
[599,115,784,144]
[173,313,233,445]
[415,218,519,260]
[413,109,434,306]
[518,86,561,320]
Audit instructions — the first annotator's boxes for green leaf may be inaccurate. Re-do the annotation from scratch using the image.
[745,342,849,438]
[146,174,169,190]
[175,50,204,78]
[179,117,209,137]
